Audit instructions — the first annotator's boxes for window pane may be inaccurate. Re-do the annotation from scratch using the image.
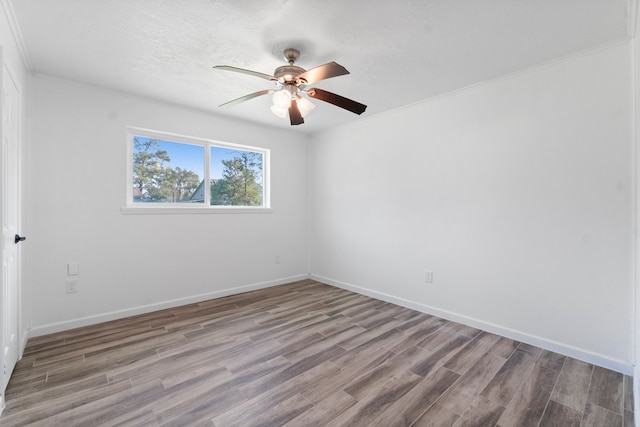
[210,146,264,206]
[132,137,205,203]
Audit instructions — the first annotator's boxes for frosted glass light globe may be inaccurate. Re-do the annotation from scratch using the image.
[270,105,287,118]
[272,90,292,108]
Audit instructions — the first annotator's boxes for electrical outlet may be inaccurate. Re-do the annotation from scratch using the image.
[274,254,280,264]
[66,279,78,293]
[425,271,434,284]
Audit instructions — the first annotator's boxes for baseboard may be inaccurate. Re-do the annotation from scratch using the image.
[27,274,310,338]
[311,274,633,375]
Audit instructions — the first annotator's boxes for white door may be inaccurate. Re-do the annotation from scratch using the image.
[0,56,20,402]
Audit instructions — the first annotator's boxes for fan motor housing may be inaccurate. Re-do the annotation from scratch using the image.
[274,65,305,83]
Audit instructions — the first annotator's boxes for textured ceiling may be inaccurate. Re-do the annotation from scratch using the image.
[9,0,632,134]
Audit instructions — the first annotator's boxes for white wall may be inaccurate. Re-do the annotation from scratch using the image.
[309,42,633,373]
[27,74,309,333]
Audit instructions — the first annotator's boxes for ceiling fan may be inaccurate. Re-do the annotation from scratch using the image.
[213,48,367,126]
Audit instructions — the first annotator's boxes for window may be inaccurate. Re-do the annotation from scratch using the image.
[125,128,269,212]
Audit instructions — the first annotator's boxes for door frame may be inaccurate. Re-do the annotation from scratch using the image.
[0,48,22,412]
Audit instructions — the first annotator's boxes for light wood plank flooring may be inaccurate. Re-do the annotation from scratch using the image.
[1,279,633,426]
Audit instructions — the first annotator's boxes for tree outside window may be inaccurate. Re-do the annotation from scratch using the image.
[210,151,263,206]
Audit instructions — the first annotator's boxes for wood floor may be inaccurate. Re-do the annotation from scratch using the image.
[1,279,633,426]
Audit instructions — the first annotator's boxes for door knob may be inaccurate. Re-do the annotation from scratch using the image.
[14,234,26,244]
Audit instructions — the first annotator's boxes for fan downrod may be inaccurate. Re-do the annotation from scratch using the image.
[283,48,300,65]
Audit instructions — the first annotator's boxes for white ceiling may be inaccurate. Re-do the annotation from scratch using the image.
[9,0,632,134]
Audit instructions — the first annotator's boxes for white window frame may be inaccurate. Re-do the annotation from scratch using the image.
[122,127,271,214]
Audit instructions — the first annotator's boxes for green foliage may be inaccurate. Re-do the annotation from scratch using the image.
[211,151,263,206]
[133,138,200,203]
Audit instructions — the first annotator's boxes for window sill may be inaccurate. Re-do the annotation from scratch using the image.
[121,206,273,215]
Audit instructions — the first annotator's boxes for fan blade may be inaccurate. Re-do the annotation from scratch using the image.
[296,62,349,85]
[213,65,277,82]
[289,99,304,125]
[219,89,273,108]
[307,88,367,115]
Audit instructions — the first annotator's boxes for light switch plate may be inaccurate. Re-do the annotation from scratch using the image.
[68,262,79,276]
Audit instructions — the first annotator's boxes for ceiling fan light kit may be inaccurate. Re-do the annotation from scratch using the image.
[296,95,315,117]
[214,48,367,126]
[270,104,287,119]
